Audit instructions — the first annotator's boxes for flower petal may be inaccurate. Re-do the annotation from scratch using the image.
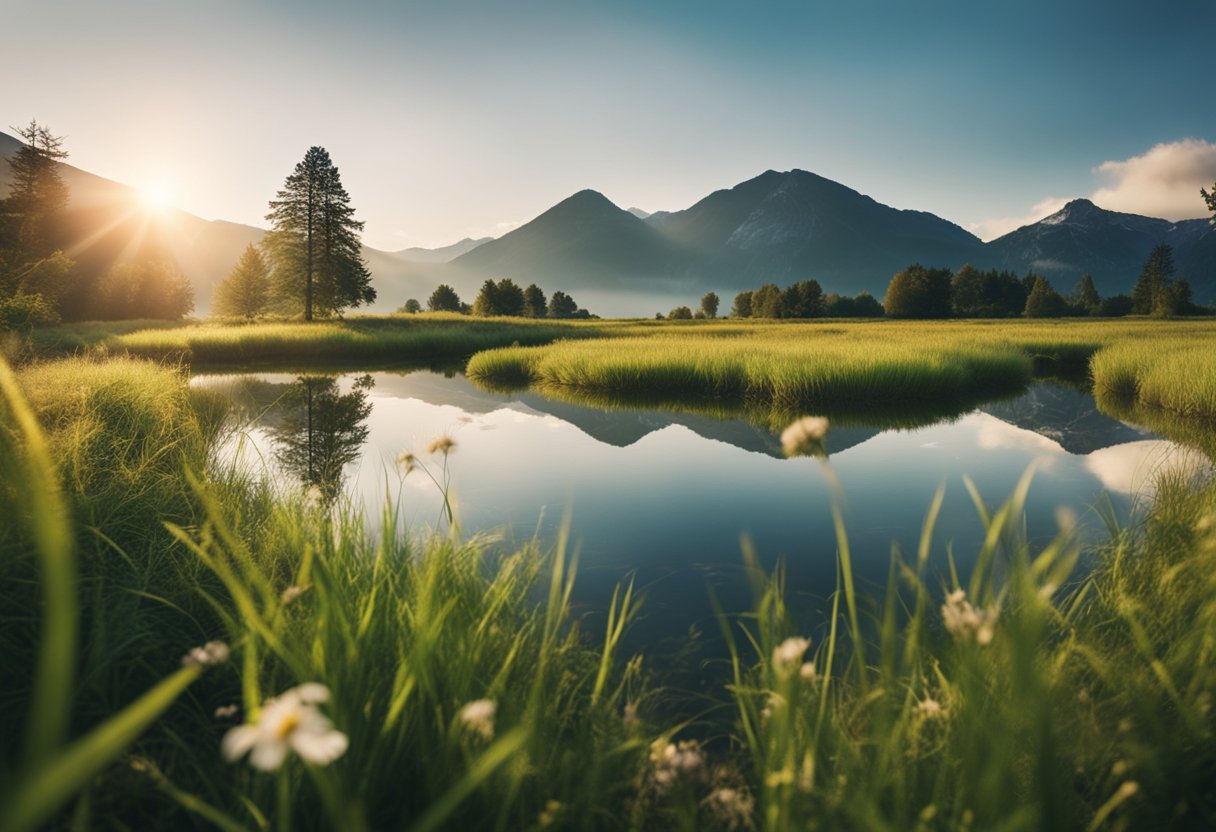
[293,683,330,705]
[249,738,290,771]
[290,728,349,765]
[221,725,260,762]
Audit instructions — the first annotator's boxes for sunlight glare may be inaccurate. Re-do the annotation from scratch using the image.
[140,181,174,213]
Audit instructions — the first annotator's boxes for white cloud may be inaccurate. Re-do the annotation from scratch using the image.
[973,138,1216,241]
[968,196,1069,241]
[1091,138,1216,220]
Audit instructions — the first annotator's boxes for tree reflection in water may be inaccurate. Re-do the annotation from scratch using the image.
[269,374,374,504]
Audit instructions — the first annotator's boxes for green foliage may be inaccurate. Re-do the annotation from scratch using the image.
[1023,275,1070,317]
[951,264,1029,317]
[668,305,693,320]
[700,291,720,319]
[1099,293,1134,317]
[1,120,70,261]
[523,283,547,318]
[781,280,825,318]
[883,264,953,318]
[400,298,422,314]
[95,260,195,320]
[731,290,753,318]
[548,290,579,319]
[0,292,59,331]
[427,284,462,312]
[1074,273,1101,314]
[265,147,375,321]
[1130,244,1175,315]
[212,244,271,319]
[824,291,884,317]
[751,284,784,318]
[1202,182,1215,223]
[473,278,525,316]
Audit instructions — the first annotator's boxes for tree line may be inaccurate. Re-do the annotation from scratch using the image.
[882,245,1202,319]
[397,279,595,319]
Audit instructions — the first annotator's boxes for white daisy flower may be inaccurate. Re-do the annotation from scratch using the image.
[222,683,348,771]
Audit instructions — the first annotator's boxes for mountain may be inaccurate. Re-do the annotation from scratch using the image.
[984,198,1215,299]
[393,237,491,263]
[448,189,687,291]
[441,171,987,303]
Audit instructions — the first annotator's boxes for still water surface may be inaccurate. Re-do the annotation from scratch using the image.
[193,370,1206,678]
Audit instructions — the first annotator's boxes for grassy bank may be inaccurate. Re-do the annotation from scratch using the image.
[29,314,609,366]
[467,318,1216,421]
[0,356,654,830]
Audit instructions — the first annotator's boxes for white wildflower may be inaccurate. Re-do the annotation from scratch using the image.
[941,588,997,645]
[917,697,944,719]
[799,661,818,683]
[781,416,829,457]
[222,683,348,771]
[182,640,230,668]
[649,739,704,792]
[457,698,497,741]
[214,704,240,720]
[760,692,787,723]
[771,637,810,675]
[702,787,755,830]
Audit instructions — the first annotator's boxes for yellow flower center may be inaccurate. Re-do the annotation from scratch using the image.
[275,712,300,739]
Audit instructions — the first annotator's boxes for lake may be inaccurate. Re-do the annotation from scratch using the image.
[193,369,1207,688]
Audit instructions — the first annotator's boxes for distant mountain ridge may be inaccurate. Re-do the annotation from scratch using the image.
[3,129,1213,314]
[984,198,1214,297]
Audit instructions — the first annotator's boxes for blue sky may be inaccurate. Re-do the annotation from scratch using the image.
[4,0,1214,248]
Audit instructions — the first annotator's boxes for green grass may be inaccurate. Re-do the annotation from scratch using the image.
[32,314,609,366]
[467,319,1216,426]
[4,315,1216,829]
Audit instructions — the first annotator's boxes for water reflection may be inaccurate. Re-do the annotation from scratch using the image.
[194,370,1212,689]
[218,374,375,504]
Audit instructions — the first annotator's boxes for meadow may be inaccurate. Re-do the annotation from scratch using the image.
[2,315,1215,830]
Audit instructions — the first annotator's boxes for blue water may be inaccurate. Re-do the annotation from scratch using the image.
[194,370,1207,680]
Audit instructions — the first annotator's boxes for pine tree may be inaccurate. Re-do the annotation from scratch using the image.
[548,291,578,318]
[472,279,500,316]
[3,120,70,260]
[1202,182,1216,224]
[1075,274,1101,314]
[213,244,271,319]
[1023,276,1067,318]
[523,284,547,317]
[1130,244,1174,315]
[265,147,373,321]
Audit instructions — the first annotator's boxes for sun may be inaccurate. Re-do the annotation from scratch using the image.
[140,181,174,213]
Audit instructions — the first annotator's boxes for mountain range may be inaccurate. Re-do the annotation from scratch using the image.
[2,130,1213,315]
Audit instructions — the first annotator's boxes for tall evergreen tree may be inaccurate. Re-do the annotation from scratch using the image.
[548,291,578,318]
[265,147,373,321]
[1075,274,1101,314]
[213,244,272,319]
[1023,275,1068,317]
[523,283,547,317]
[1130,244,1175,315]
[1202,182,1216,224]
[3,120,70,260]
